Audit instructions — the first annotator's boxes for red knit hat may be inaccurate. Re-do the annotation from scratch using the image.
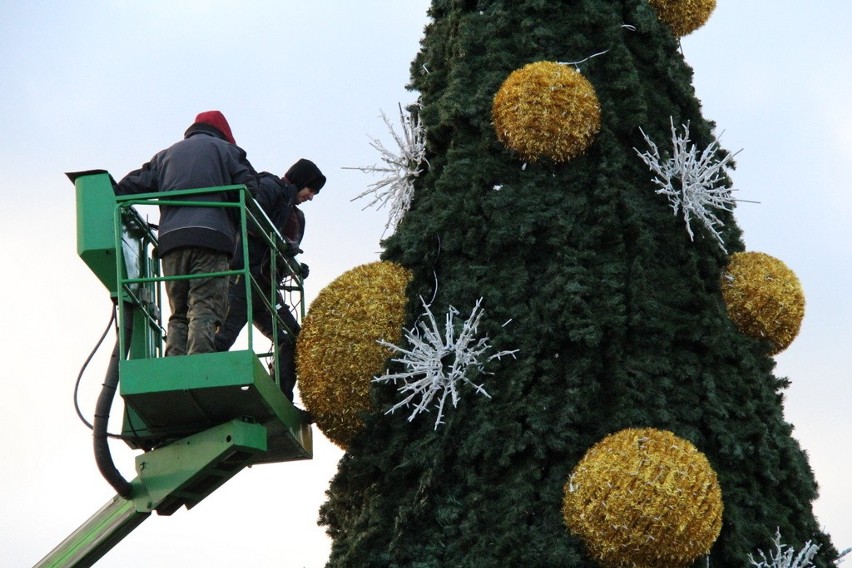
[194,110,236,145]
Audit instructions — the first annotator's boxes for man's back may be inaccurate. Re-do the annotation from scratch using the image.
[155,129,253,192]
[117,125,257,256]
[114,110,257,356]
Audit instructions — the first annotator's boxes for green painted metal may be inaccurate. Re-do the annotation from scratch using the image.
[133,419,268,515]
[45,171,315,566]
[33,495,149,568]
[68,170,155,299]
[69,170,120,294]
[65,175,314,457]
[120,350,312,461]
[35,420,268,567]
[111,185,306,365]
[107,184,312,461]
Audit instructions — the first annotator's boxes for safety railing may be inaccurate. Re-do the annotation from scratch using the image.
[112,184,305,388]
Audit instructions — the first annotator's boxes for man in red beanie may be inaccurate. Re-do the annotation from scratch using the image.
[116,111,258,356]
[215,158,326,402]
[193,110,237,145]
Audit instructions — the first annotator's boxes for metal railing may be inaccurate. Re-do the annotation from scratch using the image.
[112,184,305,387]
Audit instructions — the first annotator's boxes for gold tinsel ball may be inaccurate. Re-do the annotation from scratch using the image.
[492,61,601,163]
[720,251,805,355]
[296,261,412,449]
[563,428,723,568]
[648,0,716,37]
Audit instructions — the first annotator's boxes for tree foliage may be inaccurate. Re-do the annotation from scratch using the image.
[318,1,837,566]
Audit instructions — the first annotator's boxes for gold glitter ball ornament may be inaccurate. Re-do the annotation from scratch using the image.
[563,428,723,568]
[648,0,716,37]
[296,261,412,449]
[720,251,805,355]
[492,61,601,163]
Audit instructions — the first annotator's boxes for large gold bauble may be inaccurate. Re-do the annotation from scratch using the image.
[648,0,716,37]
[563,428,723,568]
[720,251,805,355]
[296,261,412,449]
[492,61,601,163]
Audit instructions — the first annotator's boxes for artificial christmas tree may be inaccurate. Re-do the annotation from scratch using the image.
[299,1,838,566]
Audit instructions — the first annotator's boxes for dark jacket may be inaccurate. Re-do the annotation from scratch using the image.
[116,124,258,256]
[236,172,302,276]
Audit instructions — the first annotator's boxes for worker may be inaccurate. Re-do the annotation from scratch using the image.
[214,159,326,402]
[115,110,259,356]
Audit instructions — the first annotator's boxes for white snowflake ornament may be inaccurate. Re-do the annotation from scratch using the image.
[374,297,517,429]
[635,118,744,252]
[748,529,821,568]
[347,102,428,234]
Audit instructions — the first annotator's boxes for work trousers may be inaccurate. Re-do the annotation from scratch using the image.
[161,247,230,356]
[214,273,300,401]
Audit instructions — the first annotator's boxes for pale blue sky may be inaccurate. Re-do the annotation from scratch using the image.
[1,2,849,566]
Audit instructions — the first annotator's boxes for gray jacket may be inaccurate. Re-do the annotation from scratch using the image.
[116,124,258,256]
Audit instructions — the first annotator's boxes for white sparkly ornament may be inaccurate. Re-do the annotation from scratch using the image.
[374,297,517,429]
[748,529,824,568]
[635,118,745,252]
[348,102,428,234]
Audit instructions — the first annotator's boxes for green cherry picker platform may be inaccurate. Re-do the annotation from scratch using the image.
[36,171,312,567]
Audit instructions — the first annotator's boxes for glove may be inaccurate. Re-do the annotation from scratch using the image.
[299,262,310,279]
[284,239,302,257]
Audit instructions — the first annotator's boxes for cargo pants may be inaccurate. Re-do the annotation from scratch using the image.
[160,246,230,356]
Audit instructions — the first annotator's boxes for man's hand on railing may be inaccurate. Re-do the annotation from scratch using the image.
[284,239,302,257]
[299,262,310,279]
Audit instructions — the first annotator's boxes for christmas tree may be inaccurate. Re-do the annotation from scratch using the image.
[297,1,839,566]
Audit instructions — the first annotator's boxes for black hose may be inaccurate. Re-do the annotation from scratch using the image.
[93,301,134,499]
[74,307,115,432]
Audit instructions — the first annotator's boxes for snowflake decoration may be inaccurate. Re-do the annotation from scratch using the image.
[748,529,821,568]
[635,117,743,252]
[347,102,428,234]
[374,297,518,429]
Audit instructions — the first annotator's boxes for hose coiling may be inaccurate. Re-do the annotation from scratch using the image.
[93,301,134,499]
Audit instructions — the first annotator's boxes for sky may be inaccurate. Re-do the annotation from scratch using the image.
[1,2,849,567]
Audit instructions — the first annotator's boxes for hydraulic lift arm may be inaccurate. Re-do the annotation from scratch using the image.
[36,418,269,568]
[36,172,312,567]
